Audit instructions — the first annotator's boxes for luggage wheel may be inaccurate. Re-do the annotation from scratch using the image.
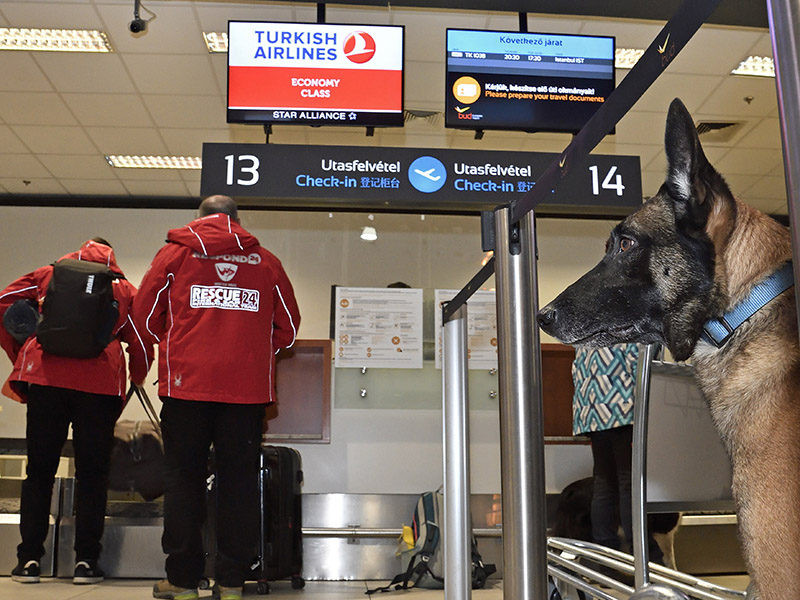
[291,575,305,590]
[257,580,271,595]
[199,578,211,590]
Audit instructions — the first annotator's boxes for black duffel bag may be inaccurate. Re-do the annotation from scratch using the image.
[108,419,164,501]
[108,385,164,501]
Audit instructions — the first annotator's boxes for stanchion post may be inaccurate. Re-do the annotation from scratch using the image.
[631,343,656,590]
[442,303,472,600]
[494,208,548,600]
[767,0,800,341]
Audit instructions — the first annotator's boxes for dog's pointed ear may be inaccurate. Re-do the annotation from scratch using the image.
[664,98,715,230]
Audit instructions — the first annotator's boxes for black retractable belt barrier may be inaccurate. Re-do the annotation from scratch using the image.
[442,257,495,322]
[511,0,722,223]
[443,0,722,321]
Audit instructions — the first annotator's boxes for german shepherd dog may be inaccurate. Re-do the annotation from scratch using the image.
[538,98,800,599]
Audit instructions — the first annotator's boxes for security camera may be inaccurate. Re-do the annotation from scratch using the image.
[129,17,147,33]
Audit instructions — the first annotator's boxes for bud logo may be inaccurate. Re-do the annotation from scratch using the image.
[215,263,238,282]
[343,31,376,64]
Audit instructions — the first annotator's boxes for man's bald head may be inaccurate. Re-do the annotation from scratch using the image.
[198,195,239,222]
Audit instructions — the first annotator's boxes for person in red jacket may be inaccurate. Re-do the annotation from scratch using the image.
[0,238,152,585]
[133,196,300,600]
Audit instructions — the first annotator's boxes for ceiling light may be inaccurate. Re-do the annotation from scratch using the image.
[360,226,377,241]
[615,48,644,69]
[0,28,113,52]
[203,32,228,53]
[731,55,775,77]
[105,155,202,169]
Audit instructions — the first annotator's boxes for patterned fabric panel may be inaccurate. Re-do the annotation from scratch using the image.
[572,343,638,435]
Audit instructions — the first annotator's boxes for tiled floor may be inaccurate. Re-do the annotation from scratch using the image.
[0,578,505,600]
[0,576,749,600]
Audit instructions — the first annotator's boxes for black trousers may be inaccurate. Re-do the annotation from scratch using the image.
[19,384,122,563]
[588,425,664,564]
[588,425,633,550]
[160,397,265,589]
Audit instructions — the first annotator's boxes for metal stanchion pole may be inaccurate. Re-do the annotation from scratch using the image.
[494,208,548,600]
[767,0,800,334]
[442,303,472,600]
[631,343,656,590]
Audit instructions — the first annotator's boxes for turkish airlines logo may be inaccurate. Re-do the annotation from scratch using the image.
[343,31,376,64]
[215,263,238,282]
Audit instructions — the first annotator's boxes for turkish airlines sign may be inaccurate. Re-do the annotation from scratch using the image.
[227,22,404,126]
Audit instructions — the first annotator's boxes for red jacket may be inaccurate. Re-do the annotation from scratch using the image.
[132,213,300,405]
[0,241,153,401]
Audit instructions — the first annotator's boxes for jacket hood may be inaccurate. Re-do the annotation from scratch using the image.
[62,240,125,277]
[167,214,260,256]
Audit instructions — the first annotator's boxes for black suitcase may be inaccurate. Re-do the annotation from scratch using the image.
[255,445,305,594]
[204,445,305,595]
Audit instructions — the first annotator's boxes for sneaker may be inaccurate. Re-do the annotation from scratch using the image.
[152,579,200,600]
[73,559,104,584]
[11,559,40,583]
[212,584,243,600]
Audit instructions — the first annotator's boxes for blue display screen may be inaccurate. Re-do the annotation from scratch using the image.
[445,29,615,133]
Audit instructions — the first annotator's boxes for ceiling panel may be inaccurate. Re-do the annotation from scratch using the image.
[61,93,158,128]
[578,18,664,47]
[60,178,129,196]
[698,75,780,117]
[0,92,77,126]
[1,53,53,92]
[12,125,98,154]
[34,53,137,94]
[122,179,192,197]
[405,61,445,110]
[0,177,66,195]
[668,26,764,75]
[736,117,782,149]
[193,2,298,30]
[122,54,219,95]
[0,154,53,179]
[714,147,784,177]
[0,1,103,29]
[159,127,230,155]
[85,125,170,155]
[142,94,226,129]
[37,154,118,180]
[630,73,723,115]
[0,125,30,154]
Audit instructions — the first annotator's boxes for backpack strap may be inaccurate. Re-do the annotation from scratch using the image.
[364,552,443,595]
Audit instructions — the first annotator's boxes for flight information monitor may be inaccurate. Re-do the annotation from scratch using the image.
[227,21,404,127]
[445,29,615,133]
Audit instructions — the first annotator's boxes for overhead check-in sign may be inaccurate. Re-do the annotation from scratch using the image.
[200,143,642,215]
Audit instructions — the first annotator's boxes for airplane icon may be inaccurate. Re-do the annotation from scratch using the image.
[414,168,441,181]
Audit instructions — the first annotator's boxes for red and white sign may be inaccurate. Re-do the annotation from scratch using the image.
[228,22,403,113]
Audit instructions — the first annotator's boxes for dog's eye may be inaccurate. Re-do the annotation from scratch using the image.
[619,238,636,253]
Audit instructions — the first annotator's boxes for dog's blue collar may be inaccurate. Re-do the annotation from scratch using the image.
[701,261,795,348]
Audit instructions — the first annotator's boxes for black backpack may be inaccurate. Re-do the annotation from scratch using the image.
[37,258,120,358]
